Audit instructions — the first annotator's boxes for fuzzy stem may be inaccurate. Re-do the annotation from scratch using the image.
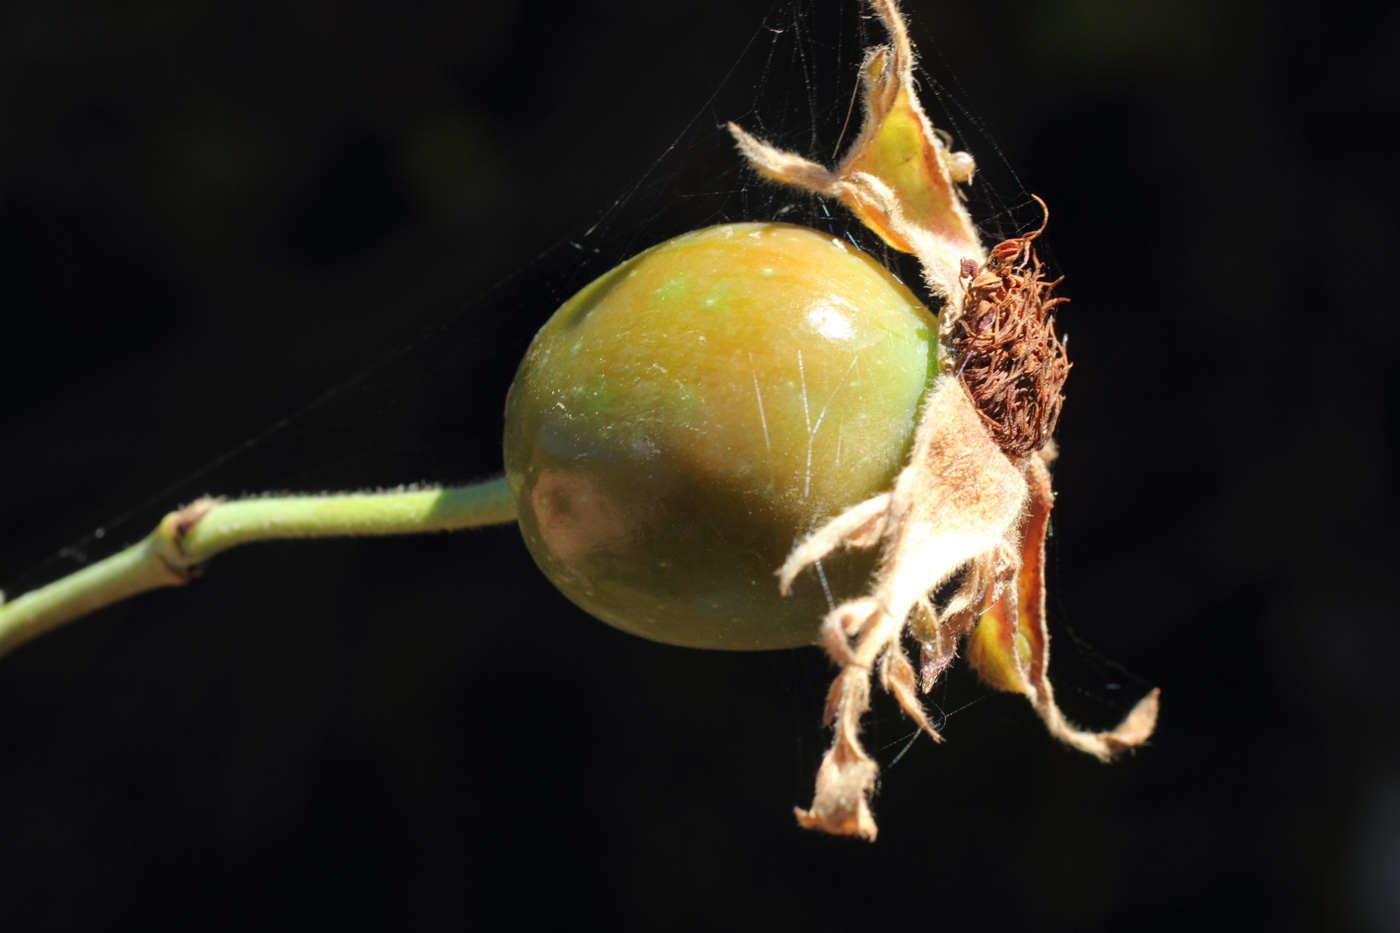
[0,478,517,659]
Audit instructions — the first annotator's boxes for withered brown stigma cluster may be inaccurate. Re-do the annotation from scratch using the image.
[952,202,1070,459]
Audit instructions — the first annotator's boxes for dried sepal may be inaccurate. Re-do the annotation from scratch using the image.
[727,0,983,303]
[967,453,1161,760]
[729,0,1159,838]
[784,377,1027,838]
[878,641,940,743]
[778,493,891,584]
[796,666,880,838]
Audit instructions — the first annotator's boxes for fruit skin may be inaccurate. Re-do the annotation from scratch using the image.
[504,222,941,649]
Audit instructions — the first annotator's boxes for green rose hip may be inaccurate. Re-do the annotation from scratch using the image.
[504,222,940,649]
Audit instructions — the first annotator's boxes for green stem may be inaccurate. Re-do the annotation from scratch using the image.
[0,478,517,660]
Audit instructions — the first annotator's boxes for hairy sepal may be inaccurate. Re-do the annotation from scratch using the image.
[966,452,1161,760]
[727,0,983,307]
[784,377,1026,838]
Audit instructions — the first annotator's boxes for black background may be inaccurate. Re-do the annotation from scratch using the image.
[2,0,1398,929]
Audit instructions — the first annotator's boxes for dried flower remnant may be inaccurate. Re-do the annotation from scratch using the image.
[730,0,1159,839]
[953,200,1071,459]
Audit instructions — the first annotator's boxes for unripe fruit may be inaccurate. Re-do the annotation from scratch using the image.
[504,222,940,649]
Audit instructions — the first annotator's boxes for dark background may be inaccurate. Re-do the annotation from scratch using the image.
[2,0,1397,929]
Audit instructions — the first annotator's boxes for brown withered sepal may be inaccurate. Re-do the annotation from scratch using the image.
[952,199,1070,458]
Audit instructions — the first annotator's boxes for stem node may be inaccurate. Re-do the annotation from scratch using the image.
[0,479,516,660]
